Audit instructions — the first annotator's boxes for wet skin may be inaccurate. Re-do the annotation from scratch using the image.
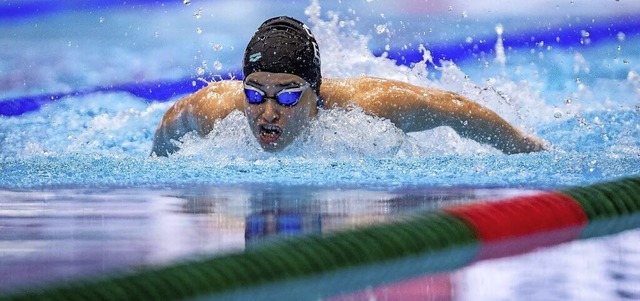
[243,72,318,151]
[151,75,547,156]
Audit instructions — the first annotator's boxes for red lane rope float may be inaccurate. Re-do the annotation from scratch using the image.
[2,177,639,301]
[445,192,589,260]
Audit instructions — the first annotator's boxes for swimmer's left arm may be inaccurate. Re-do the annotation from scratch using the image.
[426,90,547,154]
[345,77,547,154]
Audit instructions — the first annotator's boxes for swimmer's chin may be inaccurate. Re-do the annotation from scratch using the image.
[258,141,288,152]
[256,134,287,152]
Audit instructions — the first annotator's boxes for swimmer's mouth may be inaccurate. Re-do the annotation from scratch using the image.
[259,124,282,143]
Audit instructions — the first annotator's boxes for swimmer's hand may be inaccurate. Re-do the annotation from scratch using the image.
[507,134,550,154]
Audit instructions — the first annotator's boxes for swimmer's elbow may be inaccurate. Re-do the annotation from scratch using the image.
[150,109,196,157]
[150,139,178,157]
[150,124,181,157]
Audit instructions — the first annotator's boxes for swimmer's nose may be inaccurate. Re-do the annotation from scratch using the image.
[261,100,279,123]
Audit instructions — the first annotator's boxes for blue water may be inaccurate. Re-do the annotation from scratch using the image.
[1,1,638,188]
[0,0,639,300]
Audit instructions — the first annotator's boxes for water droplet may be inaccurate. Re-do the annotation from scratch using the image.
[623,59,629,64]
[183,0,191,5]
[375,24,387,34]
[617,32,626,42]
[194,8,202,19]
[574,114,588,127]
[154,32,159,38]
[565,98,572,104]
[196,27,202,34]
[448,5,453,12]
[465,36,473,44]
[212,44,223,51]
[495,23,504,35]
[617,45,622,51]
[575,77,581,84]
[462,11,468,18]
[554,112,562,118]
[99,16,104,23]
[196,67,205,75]
[581,30,590,38]
[384,44,390,51]
[213,61,222,70]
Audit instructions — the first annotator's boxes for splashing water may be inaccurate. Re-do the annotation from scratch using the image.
[0,1,638,188]
[494,23,506,70]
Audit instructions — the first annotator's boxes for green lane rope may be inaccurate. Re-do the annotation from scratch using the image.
[562,177,640,239]
[2,176,639,301]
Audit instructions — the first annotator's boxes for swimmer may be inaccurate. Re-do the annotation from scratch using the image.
[151,16,546,156]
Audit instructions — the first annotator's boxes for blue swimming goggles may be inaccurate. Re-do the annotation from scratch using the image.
[243,83,309,107]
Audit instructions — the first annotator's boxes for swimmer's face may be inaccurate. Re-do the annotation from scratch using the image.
[243,72,318,152]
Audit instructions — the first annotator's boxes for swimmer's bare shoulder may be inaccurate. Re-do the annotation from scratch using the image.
[321,76,547,154]
[151,80,244,156]
[152,76,546,156]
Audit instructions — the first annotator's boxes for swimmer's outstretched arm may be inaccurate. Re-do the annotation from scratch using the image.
[150,80,244,156]
[321,76,546,154]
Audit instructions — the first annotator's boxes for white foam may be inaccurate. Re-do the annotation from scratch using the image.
[171,103,503,163]
[0,94,172,159]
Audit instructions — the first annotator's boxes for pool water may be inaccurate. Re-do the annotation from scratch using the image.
[1,0,639,300]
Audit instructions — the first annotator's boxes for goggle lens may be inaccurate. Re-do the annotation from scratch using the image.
[244,88,264,104]
[243,84,308,107]
[276,90,303,106]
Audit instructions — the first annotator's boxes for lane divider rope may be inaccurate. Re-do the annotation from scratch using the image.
[2,176,639,301]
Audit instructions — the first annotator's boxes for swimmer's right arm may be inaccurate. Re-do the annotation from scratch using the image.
[150,80,244,156]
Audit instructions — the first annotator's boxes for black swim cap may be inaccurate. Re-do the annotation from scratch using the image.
[243,16,322,96]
